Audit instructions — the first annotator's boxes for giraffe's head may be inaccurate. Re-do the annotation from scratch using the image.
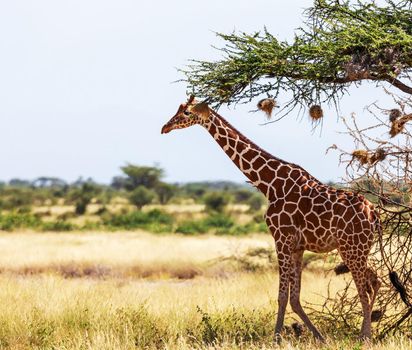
[161,95,211,134]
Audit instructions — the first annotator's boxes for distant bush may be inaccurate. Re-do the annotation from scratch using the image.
[41,221,75,232]
[203,214,234,230]
[174,213,267,236]
[247,193,265,212]
[103,209,173,232]
[0,213,41,231]
[175,220,208,235]
[203,192,229,213]
[129,186,156,210]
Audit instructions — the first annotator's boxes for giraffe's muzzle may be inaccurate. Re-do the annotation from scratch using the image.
[161,124,172,134]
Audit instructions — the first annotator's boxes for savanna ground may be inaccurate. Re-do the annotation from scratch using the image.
[0,230,410,350]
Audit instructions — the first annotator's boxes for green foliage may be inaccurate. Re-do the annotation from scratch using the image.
[203,213,234,230]
[203,192,229,213]
[67,181,102,215]
[0,188,34,210]
[175,220,208,235]
[103,209,173,232]
[232,188,254,202]
[184,0,412,111]
[155,182,177,205]
[0,213,41,231]
[247,193,265,212]
[128,186,156,209]
[41,221,75,232]
[117,164,164,191]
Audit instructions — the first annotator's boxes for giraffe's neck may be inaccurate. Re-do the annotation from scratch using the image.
[203,111,293,198]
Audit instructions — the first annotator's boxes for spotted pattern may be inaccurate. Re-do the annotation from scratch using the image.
[161,99,381,341]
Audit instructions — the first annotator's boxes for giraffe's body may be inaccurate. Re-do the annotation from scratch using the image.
[161,96,381,341]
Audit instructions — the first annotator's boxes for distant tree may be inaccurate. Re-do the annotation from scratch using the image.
[32,177,68,189]
[68,181,101,215]
[247,193,265,212]
[180,183,207,199]
[233,188,254,203]
[8,179,31,188]
[129,186,156,210]
[155,182,177,205]
[110,176,129,191]
[112,164,164,191]
[203,192,229,213]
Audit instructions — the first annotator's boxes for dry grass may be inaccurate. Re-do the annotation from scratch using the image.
[0,231,408,349]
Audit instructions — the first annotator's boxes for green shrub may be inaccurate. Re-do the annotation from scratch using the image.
[103,209,173,231]
[203,192,229,213]
[41,221,75,232]
[175,220,208,235]
[129,186,156,210]
[0,213,41,231]
[247,193,265,212]
[203,214,234,231]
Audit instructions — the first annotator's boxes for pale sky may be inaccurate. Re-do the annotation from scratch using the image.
[0,0,394,184]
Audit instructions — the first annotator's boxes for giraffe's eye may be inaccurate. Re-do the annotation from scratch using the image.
[183,110,190,116]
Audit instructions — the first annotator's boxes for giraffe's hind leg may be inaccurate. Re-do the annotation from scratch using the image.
[339,251,372,339]
[366,267,381,310]
[289,250,325,341]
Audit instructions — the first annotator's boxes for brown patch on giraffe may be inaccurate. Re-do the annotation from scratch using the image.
[279,213,292,226]
[267,203,282,216]
[290,169,301,180]
[306,212,320,227]
[298,197,311,212]
[277,166,290,179]
[287,191,300,202]
[343,208,355,222]
[258,183,268,195]
[273,179,285,197]
[303,229,317,245]
[260,165,277,182]
[284,202,297,213]
[228,138,236,148]
[254,157,266,169]
[319,211,332,222]
[314,195,325,205]
[292,211,305,227]
[285,178,296,191]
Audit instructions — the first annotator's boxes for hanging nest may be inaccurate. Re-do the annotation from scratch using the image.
[351,150,371,165]
[390,119,404,137]
[257,98,277,118]
[309,105,324,121]
[389,113,412,138]
[370,148,387,164]
[389,108,401,122]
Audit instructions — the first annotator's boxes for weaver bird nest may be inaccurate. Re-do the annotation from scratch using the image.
[309,105,324,121]
[257,98,277,118]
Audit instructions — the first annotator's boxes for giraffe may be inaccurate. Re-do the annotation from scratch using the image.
[161,96,381,341]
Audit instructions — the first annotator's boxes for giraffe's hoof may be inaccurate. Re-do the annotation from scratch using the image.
[274,332,283,344]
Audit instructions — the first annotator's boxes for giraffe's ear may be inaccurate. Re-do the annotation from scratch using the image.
[187,95,195,104]
[191,102,210,120]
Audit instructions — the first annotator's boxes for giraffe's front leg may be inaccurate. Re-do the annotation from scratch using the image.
[273,242,291,343]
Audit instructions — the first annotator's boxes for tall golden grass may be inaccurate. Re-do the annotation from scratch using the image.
[0,231,408,349]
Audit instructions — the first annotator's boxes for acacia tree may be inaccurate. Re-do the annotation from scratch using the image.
[183,0,412,337]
